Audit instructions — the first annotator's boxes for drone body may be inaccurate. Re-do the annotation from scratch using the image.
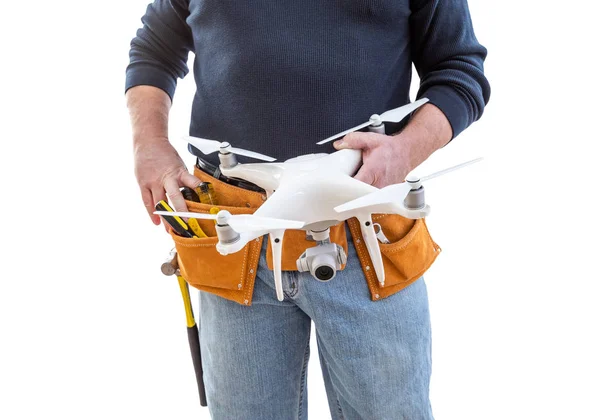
[157,99,480,301]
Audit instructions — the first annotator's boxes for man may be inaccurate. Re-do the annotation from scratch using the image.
[126,0,490,418]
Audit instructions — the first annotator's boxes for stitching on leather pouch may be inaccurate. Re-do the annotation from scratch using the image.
[186,203,254,215]
[172,241,218,248]
[239,243,248,284]
[348,220,379,295]
[244,238,261,303]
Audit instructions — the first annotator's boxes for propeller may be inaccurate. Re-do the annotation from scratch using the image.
[334,182,413,213]
[153,210,304,233]
[184,136,277,162]
[334,157,483,212]
[419,157,483,182]
[316,98,429,145]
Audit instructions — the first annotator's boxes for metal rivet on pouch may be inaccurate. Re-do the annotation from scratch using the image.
[365,266,370,271]
[244,299,249,305]
[356,238,361,244]
[256,238,260,242]
[249,269,254,274]
[238,283,242,289]
[374,294,380,299]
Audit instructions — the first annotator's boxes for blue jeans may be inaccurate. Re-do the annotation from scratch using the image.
[199,228,434,419]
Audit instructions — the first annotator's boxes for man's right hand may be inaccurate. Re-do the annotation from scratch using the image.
[134,137,201,228]
[126,85,201,230]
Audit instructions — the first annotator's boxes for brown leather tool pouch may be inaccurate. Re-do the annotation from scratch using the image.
[171,167,438,304]
[169,168,266,306]
[347,214,441,301]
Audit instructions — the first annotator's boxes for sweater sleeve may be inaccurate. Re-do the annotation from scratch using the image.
[125,0,193,100]
[410,0,491,138]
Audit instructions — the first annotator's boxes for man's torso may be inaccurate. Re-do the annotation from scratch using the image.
[185,0,414,164]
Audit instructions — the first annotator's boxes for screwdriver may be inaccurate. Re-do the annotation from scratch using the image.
[178,188,208,237]
[155,200,202,238]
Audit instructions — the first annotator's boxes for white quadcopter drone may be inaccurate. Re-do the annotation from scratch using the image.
[156,98,482,301]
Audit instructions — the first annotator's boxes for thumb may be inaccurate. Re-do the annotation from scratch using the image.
[333,131,384,150]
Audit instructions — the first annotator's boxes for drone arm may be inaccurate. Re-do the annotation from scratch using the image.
[268,229,286,301]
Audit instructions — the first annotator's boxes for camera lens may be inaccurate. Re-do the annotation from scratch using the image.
[315,265,334,281]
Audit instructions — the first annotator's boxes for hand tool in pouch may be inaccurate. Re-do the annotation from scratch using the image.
[180,186,200,202]
[162,249,208,407]
[196,182,217,205]
[155,200,206,238]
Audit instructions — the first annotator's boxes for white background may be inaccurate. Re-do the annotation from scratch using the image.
[1,1,599,419]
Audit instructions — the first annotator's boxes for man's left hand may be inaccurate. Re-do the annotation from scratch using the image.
[333,132,414,188]
[332,103,454,188]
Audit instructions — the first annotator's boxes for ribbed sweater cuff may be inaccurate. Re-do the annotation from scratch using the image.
[419,85,470,139]
[125,64,177,100]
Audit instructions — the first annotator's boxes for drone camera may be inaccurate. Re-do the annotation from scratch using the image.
[296,243,347,282]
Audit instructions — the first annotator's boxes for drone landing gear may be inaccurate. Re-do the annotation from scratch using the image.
[355,215,387,287]
[296,228,347,282]
[269,230,286,301]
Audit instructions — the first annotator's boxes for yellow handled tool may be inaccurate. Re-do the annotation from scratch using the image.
[196,182,217,205]
[209,207,220,225]
[156,200,207,238]
[162,250,207,407]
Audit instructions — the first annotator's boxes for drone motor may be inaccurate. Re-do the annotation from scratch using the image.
[215,222,241,245]
[217,142,239,169]
[404,187,425,210]
[368,118,385,135]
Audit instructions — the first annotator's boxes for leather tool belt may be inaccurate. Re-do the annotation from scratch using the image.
[170,163,441,305]
[195,157,265,193]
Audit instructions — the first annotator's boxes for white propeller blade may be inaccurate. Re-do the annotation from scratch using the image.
[316,121,373,145]
[154,211,304,233]
[184,136,276,162]
[334,157,483,212]
[316,98,429,145]
[334,182,412,213]
[378,98,429,124]
[420,157,483,182]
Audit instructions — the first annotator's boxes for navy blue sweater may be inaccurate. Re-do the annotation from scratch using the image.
[126,0,490,164]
